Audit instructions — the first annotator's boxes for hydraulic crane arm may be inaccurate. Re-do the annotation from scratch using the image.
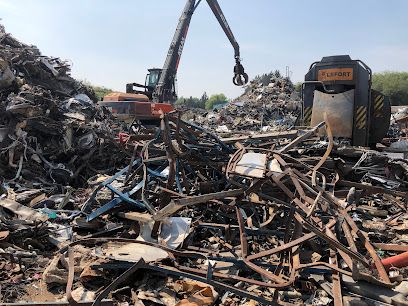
[206,0,248,86]
[206,0,239,58]
[153,0,248,103]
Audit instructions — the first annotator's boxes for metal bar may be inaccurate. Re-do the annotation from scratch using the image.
[295,213,370,267]
[81,159,141,212]
[328,232,344,306]
[247,219,336,261]
[149,264,277,305]
[374,243,408,252]
[235,205,248,258]
[338,180,406,198]
[153,189,243,220]
[92,260,147,306]
[66,248,79,306]
[278,122,325,153]
[221,130,298,144]
[86,180,145,222]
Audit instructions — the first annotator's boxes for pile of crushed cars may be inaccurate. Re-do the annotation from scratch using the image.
[184,76,301,135]
[1,26,408,306]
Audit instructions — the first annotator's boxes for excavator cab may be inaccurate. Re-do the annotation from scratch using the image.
[124,69,159,99]
[121,68,176,102]
[146,68,162,89]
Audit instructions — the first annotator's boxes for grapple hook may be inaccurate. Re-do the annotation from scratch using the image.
[233,58,248,86]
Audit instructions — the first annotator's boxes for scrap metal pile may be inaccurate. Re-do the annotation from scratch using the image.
[0,26,127,302]
[185,76,301,134]
[1,107,408,305]
[0,26,127,187]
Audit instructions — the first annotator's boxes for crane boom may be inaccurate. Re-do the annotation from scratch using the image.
[206,0,239,58]
[153,0,248,103]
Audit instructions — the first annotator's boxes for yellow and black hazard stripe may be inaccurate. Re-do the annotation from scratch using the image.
[304,106,312,125]
[374,95,384,118]
[355,106,367,129]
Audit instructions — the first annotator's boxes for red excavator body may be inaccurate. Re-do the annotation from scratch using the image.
[100,92,173,122]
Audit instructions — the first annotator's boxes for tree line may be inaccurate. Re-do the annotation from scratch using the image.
[175,92,228,110]
[372,72,408,105]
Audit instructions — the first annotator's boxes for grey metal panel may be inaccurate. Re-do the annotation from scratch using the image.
[311,89,354,138]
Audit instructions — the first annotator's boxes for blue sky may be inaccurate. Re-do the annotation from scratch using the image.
[1,0,407,99]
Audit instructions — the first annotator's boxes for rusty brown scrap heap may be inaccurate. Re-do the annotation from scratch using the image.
[1,27,408,306]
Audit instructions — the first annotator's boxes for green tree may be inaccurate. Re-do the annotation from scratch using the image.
[294,82,302,93]
[205,93,228,110]
[200,92,208,109]
[273,70,282,79]
[372,72,408,105]
[175,95,204,109]
[175,97,187,107]
[92,86,113,100]
[81,80,113,101]
[251,70,285,86]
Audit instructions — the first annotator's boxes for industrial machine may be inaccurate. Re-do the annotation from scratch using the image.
[302,55,390,146]
[101,0,248,121]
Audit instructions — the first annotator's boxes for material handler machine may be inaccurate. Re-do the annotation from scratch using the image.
[101,0,248,121]
[302,55,391,146]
